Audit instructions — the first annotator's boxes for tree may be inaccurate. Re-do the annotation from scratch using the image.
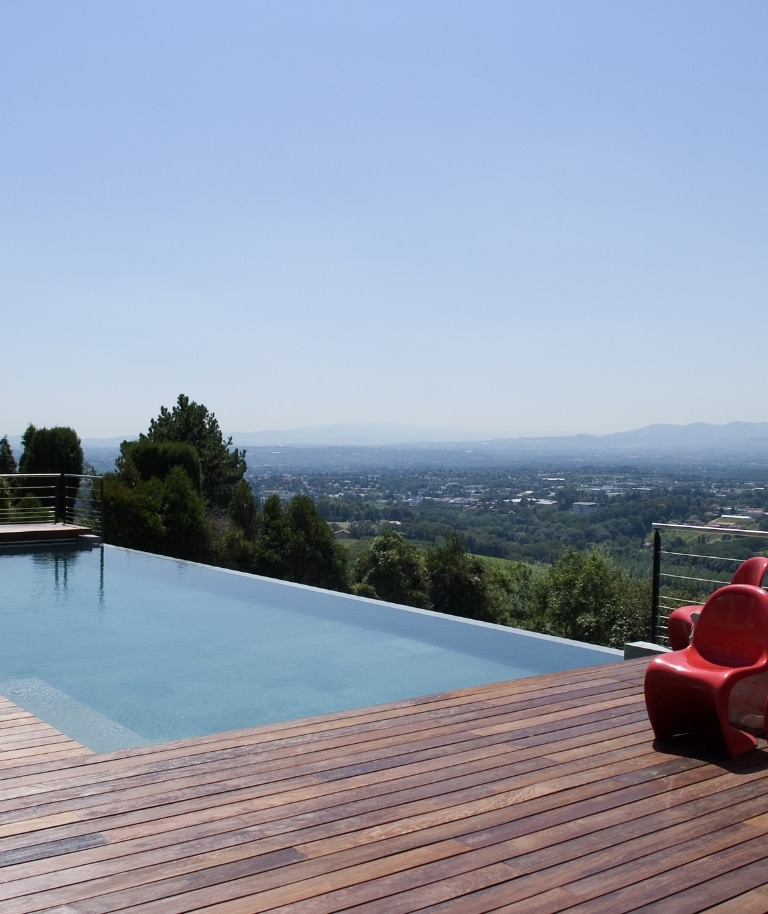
[118,439,203,495]
[485,561,539,629]
[253,495,292,580]
[228,479,259,539]
[103,473,166,553]
[19,425,83,475]
[143,395,246,507]
[18,425,85,521]
[353,530,429,607]
[425,532,497,622]
[540,548,618,643]
[284,495,349,591]
[102,465,211,561]
[105,434,210,559]
[0,436,16,474]
[252,494,349,590]
[160,466,212,561]
[0,475,12,519]
[536,547,650,647]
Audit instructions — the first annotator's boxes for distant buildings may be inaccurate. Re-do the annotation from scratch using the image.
[572,501,599,516]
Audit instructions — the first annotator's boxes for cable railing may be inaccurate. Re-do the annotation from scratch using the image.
[650,522,768,645]
[0,473,104,538]
[65,474,104,534]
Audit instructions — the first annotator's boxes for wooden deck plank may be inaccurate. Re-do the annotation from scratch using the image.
[0,523,92,543]
[0,732,664,897]
[0,696,648,824]
[0,719,638,834]
[702,887,768,914]
[1,658,768,912]
[0,740,684,910]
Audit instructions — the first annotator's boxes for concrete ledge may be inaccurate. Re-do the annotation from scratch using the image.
[624,641,671,659]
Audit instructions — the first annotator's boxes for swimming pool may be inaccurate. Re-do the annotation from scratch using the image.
[0,544,621,751]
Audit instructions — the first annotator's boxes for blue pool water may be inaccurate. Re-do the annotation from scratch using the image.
[0,544,621,751]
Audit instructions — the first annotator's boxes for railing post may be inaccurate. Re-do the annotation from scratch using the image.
[99,475,105,539]
[651,527,661,642]
[55,474,66,523]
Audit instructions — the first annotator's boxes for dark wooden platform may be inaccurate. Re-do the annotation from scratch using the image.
[1,658,768,913]
[0,524,93,545]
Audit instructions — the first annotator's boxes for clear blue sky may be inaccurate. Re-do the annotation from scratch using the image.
[2,1,766,440]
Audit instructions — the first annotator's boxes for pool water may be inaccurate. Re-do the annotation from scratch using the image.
[0,544,621,751]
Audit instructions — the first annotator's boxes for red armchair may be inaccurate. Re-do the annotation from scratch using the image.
[646,582,768,758]
[667,556,768,650]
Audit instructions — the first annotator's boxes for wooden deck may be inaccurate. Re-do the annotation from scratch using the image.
[2,657,768,913]
[0,524,93,545]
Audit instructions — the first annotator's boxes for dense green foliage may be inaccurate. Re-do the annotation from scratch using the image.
[19,425,84,476]
[103,399,348,590]
[420,490,670,567]
[530,547,650,647]
[103,469,213,561]
[0,436,16,474]
[353,529,429,607]
[142,394,246,507]
[277,495,349,590]
[104,435,213,560]
[160,466,212,560]
[103,396,251,560]
[119,439,203,496]
[103,473,166,553]
[14,425,85,521]
[227,479,259,539]
[425,532,500,623]
[311,472,766,575]
[350,530,650,648]
[227,494,349,591]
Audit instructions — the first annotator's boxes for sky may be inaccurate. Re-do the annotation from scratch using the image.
[2,1,766,441]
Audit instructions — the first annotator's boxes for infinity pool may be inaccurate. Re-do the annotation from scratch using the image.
[0,544,621,751]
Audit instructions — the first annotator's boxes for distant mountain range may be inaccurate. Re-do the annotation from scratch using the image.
[7,421,768,473]
[28,419,766,451]
[474,421,768,459]
[230,421,768,471]
[224,421,768,453]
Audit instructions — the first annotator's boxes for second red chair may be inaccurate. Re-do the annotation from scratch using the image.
[646,582,768,758]
[667,556,768,650]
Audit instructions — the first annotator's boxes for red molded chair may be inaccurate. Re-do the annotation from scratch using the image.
[732,556,768,586]
[646,582,768,758]
[667,556,768,650]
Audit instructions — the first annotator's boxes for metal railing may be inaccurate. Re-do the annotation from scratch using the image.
[65,474,104,534]
[650,522,768,645]
[0,473,104,537]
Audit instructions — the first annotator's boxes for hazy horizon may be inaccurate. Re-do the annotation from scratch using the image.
[6,417,768,452]
[3,3,766,439]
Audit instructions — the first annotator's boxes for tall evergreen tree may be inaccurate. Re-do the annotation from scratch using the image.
[227,479,259,539]
[143,394,246,508]
[19,425,83,475]
[0,436,16,474]
[160,465,212,561]
[253,494,349,591]
[17,425,84,522]
[253,494,292,580]
[284,495,349,591]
